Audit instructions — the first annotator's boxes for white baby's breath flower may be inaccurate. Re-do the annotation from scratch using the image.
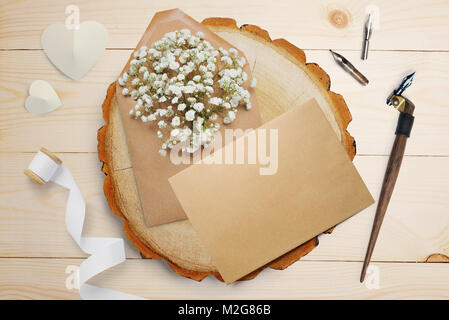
[139,66,148,74]
[238,57,246,67]
[228,69,238,78]
[121,28,253,155]
[193,103,204,112]
[158,109,167,117]
[196,116,204,125]
[132,78,140,86]
[131,90,139,100]
[187,97,196,104]
[221,56,233,66]
[171,128,180,137]
[166,32,177,42]
[142,94,152,105]
[138,85,148,95]
[185,109,195,121]
[183,86,195,94]
[209,97,222,106]
[128,65,137,75]
[206,63,216,72]
[171,116,181,127]
[169,61,180,70]
[138,50,147,59]
[219,47,228,56]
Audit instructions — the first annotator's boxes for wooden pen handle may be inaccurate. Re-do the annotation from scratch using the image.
[360,97,415,282]
[360,134,407,280]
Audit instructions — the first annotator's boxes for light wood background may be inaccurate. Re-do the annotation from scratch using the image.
[1,0,448,299]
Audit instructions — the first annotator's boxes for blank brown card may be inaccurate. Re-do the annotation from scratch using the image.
[169,99,374,283]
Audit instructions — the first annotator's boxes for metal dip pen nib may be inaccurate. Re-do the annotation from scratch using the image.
[362,14,373,60]
[329,50,369,86]
[386,72,415,106]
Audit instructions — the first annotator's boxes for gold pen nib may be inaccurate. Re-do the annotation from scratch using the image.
[329,50,369,86]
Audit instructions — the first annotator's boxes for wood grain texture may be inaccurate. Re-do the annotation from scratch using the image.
[0,152,141,258]
[1,0,449,51]
[2,153,448,262]
[1,50,449,155]
[1,258,448,300]
[1,0,448,299]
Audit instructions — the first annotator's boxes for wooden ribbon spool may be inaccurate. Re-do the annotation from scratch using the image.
[24,147,62,185]
[97,18,355,282]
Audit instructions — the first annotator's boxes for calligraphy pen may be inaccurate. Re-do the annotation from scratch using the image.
[360,72,415,282]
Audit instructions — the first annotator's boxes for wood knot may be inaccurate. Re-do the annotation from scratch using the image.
[328,9,350,29]
[425,253,449,262]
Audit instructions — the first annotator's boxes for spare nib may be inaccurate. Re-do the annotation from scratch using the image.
[387,72,415,106]
[362,14,373,60]
[330,49,369,86]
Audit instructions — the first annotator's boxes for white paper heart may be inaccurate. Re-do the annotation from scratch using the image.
[25,80,62,115]
[41,21,108,80]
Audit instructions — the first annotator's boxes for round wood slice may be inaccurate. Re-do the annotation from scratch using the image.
[97,18,355,282]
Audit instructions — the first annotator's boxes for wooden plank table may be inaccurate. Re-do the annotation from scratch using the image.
[1,0,448,299]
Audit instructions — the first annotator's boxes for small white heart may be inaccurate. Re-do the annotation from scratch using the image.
[41,21,108,80]
[25,80,62,115]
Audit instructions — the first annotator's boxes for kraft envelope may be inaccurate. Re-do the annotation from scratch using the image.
[169,99,374,283]
[116,9,262,226]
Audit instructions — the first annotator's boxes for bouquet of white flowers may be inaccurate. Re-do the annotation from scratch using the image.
[118,29,256,155]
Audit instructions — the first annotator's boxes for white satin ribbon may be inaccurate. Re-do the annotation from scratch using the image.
[26,150,144,300]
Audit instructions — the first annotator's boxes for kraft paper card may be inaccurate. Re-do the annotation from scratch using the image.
[169,99,374,283]
[116,9,262,226]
